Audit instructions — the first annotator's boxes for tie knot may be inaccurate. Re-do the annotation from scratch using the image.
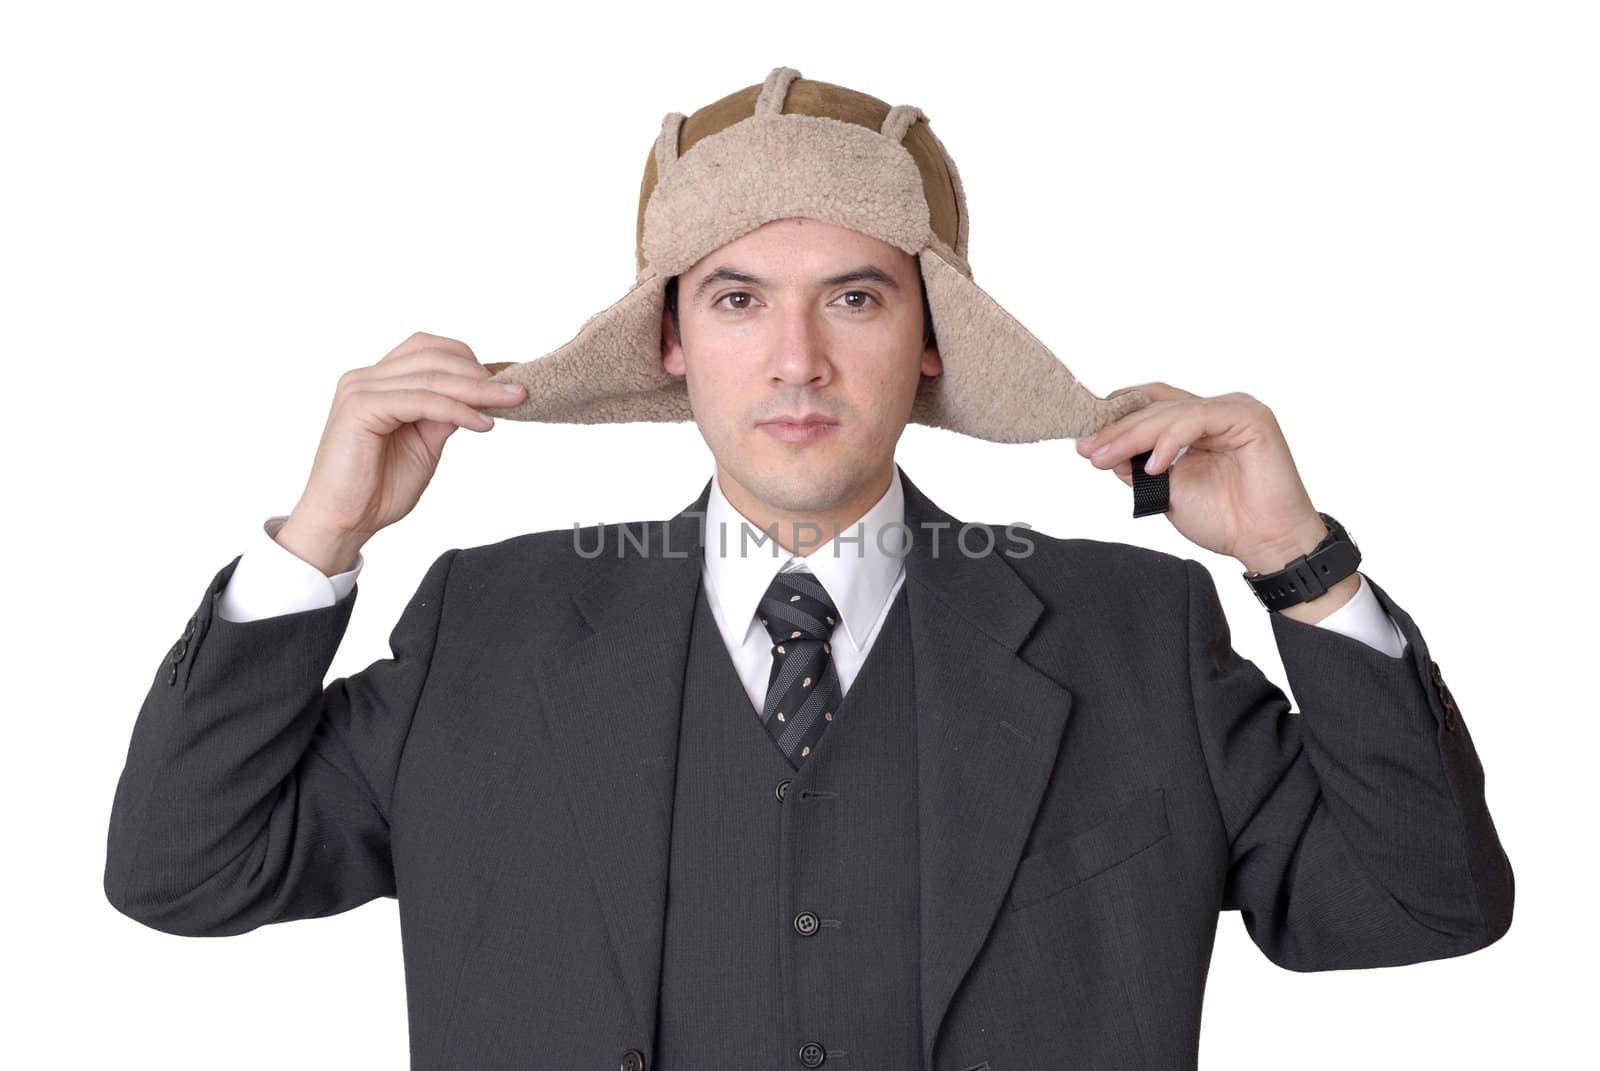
[759,568,840,646]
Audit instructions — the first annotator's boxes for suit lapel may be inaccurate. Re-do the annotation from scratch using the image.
[534,467,1074,1065]
[896,467,1076,1065]
[535,477,711,1050]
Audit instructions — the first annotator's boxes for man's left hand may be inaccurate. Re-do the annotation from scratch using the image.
[1076,383,1330,575]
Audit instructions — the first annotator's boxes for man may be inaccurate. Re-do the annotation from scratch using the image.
[105,68,1513,1070]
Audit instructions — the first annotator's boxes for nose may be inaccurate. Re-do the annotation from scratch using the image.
[768,301,832,387]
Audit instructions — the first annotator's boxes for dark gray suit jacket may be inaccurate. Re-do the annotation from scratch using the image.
[104,464,1513,1068]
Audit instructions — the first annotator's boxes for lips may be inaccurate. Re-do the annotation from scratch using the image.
[760,418,838,444]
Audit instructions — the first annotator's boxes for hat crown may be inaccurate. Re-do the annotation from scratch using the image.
[634,66,969,278]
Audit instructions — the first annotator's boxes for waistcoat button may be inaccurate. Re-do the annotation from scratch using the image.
[794,910,819,936]
[619,1047,646,1071]
[797,1040,827,1067]
[775,778,792,802]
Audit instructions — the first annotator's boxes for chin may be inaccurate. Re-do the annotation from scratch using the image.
[776,469,873,515]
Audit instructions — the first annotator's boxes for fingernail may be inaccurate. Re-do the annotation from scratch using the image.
[499,382,525,394]
[1092,442,1111,456]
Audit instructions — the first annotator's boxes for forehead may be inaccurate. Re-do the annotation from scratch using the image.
[684,217,918,281]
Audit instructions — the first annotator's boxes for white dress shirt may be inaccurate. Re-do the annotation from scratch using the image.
[700,466,911,718]
[216,470,1410,698]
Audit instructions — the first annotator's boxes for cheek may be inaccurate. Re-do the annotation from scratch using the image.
[679,355,750,437]
[867,354,923,404]
[684,352,747,406]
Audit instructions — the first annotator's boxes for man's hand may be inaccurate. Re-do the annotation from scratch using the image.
[277,331,527,575]
[1075,383,1333,578]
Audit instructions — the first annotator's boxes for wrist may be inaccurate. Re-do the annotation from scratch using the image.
[1238,510,1364,620]
[275,511,366,577]
[1237,513,1330,576]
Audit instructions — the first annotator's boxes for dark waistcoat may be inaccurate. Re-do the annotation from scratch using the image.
[654,574,922,1070]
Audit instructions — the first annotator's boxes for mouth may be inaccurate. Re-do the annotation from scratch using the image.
[759,414,839,445]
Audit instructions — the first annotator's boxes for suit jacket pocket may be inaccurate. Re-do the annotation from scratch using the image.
[1009,787,1170,911]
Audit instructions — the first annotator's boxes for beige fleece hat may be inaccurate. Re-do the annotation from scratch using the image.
[478,66,1158,460]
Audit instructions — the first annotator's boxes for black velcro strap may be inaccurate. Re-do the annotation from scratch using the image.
[1130,450,1169,517]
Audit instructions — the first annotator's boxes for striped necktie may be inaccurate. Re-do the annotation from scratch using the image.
[758,567,844,769]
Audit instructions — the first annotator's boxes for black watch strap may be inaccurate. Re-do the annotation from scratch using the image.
[1242,511,1362,612]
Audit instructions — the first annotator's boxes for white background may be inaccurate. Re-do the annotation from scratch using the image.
[6,1,1591,1067]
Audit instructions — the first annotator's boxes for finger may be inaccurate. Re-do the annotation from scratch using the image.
[1077,401,1170,460]
[341,348,496,394]
[1094,411,1192,474]
[1144,442,1193,475]
[1077,389,1193,450]
[413,418,461,456]
[376,347,498,381]
[380,331,478,364]
[1106,382,1200,403]
[355,367,525,409]
[344,386,499,433]
[1110,449,1184,483]
[1081,399,1223,473]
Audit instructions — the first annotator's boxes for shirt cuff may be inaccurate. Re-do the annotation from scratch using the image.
[1308,571,1407,657]
[214,515,365,623]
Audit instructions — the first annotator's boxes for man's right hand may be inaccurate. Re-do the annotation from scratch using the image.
[275,332,526,575]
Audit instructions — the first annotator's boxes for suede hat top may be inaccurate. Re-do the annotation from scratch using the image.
[478,65,1152,444]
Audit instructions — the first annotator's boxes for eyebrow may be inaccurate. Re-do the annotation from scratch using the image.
[690,264,902,304]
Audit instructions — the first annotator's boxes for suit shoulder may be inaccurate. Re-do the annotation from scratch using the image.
[447,518,672,588]
[998,526,1191,599]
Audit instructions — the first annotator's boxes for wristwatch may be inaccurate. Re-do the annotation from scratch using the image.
[1242,511,1362,613]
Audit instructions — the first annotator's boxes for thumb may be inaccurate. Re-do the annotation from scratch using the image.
[415,418,459,457]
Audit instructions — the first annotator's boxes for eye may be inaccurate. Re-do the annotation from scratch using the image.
[712,290,879,313]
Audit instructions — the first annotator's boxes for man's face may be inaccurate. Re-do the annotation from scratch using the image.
[661,217,942,517]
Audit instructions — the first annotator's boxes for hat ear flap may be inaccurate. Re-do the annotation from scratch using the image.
[478,271,691,426]
[913,245,1151,442]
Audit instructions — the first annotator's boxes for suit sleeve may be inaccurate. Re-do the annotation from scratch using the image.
[1182,557,1514,971]
[103,547,458,937]
[1306,572,1406,657]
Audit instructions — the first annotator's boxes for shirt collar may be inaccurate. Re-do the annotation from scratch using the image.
[702,466,906,654]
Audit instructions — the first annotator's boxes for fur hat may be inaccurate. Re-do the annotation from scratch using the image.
[479,66,1167,514]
